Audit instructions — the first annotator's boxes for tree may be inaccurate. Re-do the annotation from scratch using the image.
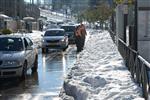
[114,0,134,4]
[80,3,113,28]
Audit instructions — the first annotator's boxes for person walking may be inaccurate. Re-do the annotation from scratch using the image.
[80,23,87,50]
[75,25,82,52]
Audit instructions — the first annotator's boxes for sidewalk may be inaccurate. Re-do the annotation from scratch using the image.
[60,30,144,100]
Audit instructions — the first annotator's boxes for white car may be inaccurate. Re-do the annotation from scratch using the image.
[0,35,38,79]
[42,29,69,53]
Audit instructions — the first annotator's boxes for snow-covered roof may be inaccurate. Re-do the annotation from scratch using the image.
[23,17,35,21]
[0,14,11,19]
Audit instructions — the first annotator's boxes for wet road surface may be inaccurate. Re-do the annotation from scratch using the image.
[0,45,77,100]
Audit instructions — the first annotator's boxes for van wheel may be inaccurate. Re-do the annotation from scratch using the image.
[32,55,38,73]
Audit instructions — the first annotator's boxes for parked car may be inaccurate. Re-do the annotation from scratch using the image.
[0,35,38,79]
[42,29,69,53]
[60,24,77,44]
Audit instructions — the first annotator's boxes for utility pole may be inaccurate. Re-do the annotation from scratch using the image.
[44,0,46,5]
[123,0,128,43]
[134,0,138,51]
[37,0,41,5]
[32,0,33,4]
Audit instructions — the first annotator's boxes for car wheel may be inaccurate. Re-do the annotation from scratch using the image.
[32,55,38,73]
[21,61,27,80]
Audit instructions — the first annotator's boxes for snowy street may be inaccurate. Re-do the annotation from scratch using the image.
[60,30,144,100]
[0,24,145,100]
[1,0,149,99]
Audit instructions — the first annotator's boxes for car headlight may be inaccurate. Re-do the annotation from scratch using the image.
[3,60,22,66]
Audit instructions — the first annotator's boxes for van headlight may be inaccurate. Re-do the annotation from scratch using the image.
[3,60,22,66]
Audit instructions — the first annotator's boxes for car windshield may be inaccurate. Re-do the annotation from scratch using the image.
[61,26,75,32]
[44,30,65,36]
[0,37,23,51]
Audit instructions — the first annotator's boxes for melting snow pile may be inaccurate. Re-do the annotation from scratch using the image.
[60,30,144,100]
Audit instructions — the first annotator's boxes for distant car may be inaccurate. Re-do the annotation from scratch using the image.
[44,24,59,31]
[0,35,38,79]
[60,24,77,44]
[56,21,64,26]
[42,29,69,53]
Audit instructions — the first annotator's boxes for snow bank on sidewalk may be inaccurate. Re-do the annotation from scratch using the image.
[60,30,144,100]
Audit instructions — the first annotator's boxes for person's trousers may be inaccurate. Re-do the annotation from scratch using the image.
[81,36,85,49]
[75,37,82,52]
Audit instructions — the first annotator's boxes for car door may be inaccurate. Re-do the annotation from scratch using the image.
[24,38,34,68]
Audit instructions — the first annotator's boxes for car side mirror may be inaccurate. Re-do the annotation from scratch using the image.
[41,34,44,37]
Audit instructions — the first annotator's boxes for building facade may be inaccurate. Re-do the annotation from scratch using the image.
[51,0,61,10]
[114,0,150,62]
[0,0,40,20]
[0,0,25,19]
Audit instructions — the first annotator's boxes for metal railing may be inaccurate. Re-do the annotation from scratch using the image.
[109,29,116,43]
[118,39,150,100]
